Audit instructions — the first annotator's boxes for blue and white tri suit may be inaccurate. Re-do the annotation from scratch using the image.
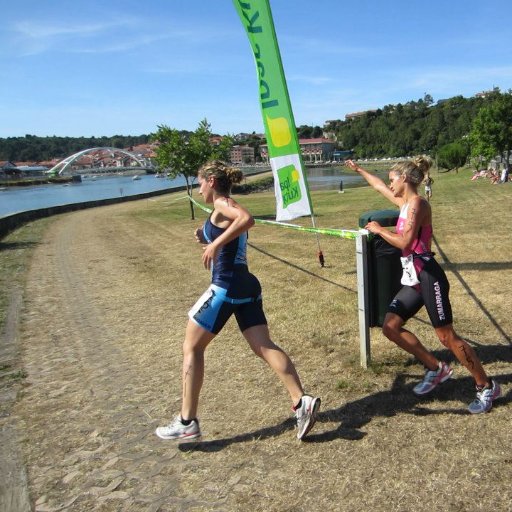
[188,216,267,334]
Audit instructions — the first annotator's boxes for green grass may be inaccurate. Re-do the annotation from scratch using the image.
[127,165,511,383]
[3,166,511,512]
[0,219,52,334]
[1,165,511,379]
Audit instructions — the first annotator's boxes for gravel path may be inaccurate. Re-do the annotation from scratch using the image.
[6,204,216,511]
[2,198,511,512]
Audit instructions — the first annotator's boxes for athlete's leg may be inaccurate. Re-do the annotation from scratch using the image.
[415,260,490,384]
[382,312,440,370]
[434,325,489,387]
[181,319,216,420]
[242,324,304,405]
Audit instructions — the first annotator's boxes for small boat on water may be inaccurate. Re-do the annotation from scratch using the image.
[132,175,141,181]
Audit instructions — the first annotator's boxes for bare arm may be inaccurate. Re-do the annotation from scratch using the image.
[345,160,402,206]
[365,196,428,250]
[201,196,254,269]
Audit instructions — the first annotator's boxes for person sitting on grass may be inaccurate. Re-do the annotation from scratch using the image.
[345,156,501,413]
[156,160,320,441]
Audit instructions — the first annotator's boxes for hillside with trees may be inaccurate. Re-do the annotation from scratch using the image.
[0,134,152,162]
[1,89,510,166]
[324,94,486,158]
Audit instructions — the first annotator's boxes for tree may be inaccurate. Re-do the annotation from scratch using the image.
[436,142,469,172]
[311,125,323,138]
[152,119,232,219]
[212,134,235,162]
[470,90,512,168]
[297,125,312,139]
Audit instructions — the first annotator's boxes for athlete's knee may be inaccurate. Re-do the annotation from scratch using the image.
[251,339,280,359]
[182,336,209,358]
[182,338,197,356]
[382,323,393,339]
[382,316,402,341]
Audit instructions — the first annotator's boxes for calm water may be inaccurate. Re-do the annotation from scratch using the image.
[305,166,364,190]
[0,174,187,217]
[0,167,363,217]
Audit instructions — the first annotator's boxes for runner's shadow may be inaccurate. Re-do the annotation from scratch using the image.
[306,370,512,443]
[179,370,511,451]
[178,412,366,453]
[178,418,295,453]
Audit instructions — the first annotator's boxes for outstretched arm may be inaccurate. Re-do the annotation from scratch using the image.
[345,160,402,206]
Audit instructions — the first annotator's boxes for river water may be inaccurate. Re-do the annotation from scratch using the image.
[0,167,363,217]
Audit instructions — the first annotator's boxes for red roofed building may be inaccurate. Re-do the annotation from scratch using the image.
[259,138,336,163]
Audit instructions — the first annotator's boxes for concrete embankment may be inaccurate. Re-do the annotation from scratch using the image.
[0,185,190,240]
[0,168,277,240]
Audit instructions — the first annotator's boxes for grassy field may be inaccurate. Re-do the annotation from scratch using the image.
[1,165,512,511]
[132,165,512,375]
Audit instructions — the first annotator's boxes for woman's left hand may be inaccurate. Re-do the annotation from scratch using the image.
[365,221,383,234]
[194,227,207,244]
[202,243,219,270]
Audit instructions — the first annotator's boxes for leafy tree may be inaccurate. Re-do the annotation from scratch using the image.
[152,119,232,219]
[470,90,512,168]
[212,134,235,162]
[0,134,150,161]
[312,125,323,138]
[436,142,470,172]
[297,125,312,138]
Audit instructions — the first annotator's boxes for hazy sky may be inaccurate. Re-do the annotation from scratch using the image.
[1,1,511,137]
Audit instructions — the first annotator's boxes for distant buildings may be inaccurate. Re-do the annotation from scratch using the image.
[345,110,378,120]
[0,160,48,179]
[260,138,336,163]
[475,88,499,99]
[230,145,255,165]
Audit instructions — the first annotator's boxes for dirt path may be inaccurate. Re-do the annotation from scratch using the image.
[11,204,213,511]
[4,199,512,511]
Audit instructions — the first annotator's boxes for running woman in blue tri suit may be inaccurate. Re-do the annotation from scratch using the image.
[345,157,501,413]
[156,160,320,440]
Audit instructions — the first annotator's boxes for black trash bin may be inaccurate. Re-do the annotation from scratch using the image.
[359,210,403,327]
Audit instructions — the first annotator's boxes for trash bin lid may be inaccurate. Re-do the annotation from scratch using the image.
[359,209,399,228]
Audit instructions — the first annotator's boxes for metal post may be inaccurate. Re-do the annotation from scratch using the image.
[356,231,371,368]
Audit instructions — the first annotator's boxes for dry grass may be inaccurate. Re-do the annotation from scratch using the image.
[2,168,512,511]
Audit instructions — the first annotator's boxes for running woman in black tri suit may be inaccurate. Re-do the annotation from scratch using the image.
[156,160,320,440]
[345,157,500,413]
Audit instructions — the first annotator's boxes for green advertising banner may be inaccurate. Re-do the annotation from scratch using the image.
[233,0,313,221]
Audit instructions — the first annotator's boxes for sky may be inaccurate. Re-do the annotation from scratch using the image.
[1,0,511,138]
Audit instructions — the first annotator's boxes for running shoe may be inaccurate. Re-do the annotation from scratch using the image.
[295,395,321,440]
[155,416,201,440]
[468,380,502,414]
[413,362,453,395]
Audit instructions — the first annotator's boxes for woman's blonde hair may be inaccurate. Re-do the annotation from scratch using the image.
[198,160,243,194]
[390,156,432,186]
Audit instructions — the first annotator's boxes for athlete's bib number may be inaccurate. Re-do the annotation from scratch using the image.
[400,255,420,286]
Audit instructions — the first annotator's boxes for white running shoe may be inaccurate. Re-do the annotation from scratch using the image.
[468,380,502,414]
[155,416,201,440]
[295,395,321,440]
[413,362,453,395]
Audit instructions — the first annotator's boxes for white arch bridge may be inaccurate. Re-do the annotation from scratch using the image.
[47,147,154,176]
